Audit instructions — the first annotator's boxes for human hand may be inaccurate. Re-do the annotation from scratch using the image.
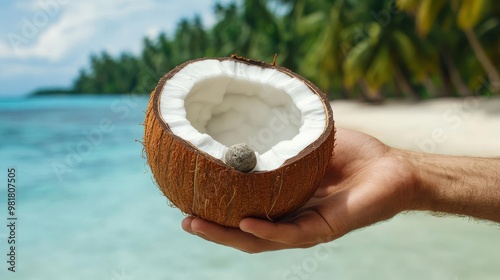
[182,128,416,253]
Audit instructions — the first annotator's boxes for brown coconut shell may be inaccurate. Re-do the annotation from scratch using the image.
[144,55,335,227]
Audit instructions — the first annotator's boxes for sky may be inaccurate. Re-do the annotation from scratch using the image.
[0,0,223,97]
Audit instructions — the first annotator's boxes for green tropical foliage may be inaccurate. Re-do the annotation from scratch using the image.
[61,0,499,100]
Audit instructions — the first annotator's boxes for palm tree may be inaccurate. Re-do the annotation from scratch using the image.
[171,16,210,63]
[458,0,500,93]
[342,1,437,101]
[271,0,313,71]
[397,0,500,94]
[211,0,280,61]
[298,0,351,97]
[211,2,242,56]
[282,0,435,100]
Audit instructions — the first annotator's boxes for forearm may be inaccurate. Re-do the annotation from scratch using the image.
[402,151,500,222]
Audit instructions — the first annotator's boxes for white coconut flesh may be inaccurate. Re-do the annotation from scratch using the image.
[159,59,327,171]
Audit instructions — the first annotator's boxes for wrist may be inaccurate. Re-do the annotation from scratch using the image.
[389,148,426,211]
[384,148,422,212]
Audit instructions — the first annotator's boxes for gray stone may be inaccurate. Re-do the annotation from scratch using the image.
[224,143,257,173]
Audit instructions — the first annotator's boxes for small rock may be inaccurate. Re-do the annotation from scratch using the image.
[224,143,257,172]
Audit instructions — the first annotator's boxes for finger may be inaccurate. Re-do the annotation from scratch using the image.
[181,216,195,234]
[182,217,295,253]
[240,210,337,246]
[183,217,228,246]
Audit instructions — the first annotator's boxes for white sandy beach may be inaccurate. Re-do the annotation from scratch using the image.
[331,97,500,156]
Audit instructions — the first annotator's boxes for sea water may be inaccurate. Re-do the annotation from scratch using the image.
[0,96,498,280]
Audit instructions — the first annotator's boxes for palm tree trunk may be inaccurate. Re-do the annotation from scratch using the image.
[443,52,473,97]
[423,76,441,98]
[339,85,351,99]
[464,28,500,94]
[439,57,454,97]
[358,79,383,103]
[394,65,420,99]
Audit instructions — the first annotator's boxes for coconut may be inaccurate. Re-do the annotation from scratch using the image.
[144,55,335,227]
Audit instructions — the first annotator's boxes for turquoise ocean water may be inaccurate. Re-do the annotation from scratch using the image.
[0,96,499,280]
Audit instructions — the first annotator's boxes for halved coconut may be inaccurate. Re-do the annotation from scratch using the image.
[144,55,335,227]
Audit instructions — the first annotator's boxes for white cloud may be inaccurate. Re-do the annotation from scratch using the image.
[0,0,217,95]
[0,0,156,61]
